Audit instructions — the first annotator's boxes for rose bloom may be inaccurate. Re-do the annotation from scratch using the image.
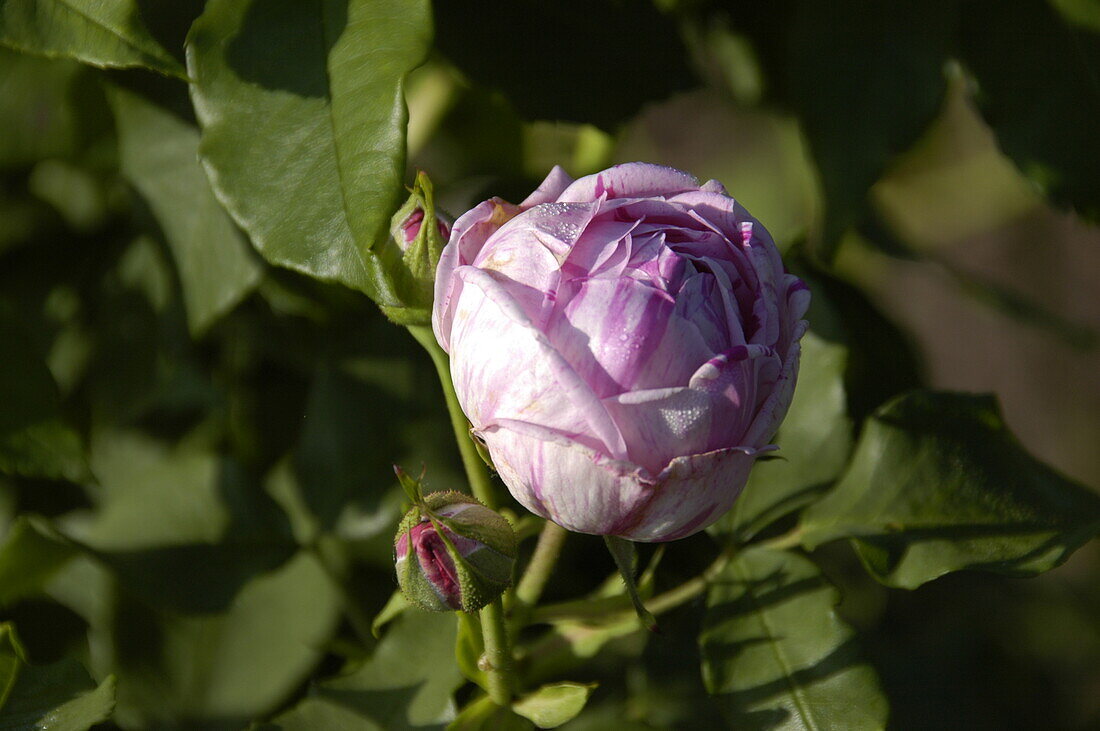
[433,163,809,541]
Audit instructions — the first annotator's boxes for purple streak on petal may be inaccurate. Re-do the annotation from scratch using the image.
[484,423,654,536]
[448,266,628,459]
[616,446,759,541]
[741,336,803,449]
[548,276,711,397]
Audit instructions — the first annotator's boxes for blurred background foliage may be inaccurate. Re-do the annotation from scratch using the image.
[0,0,1098,728]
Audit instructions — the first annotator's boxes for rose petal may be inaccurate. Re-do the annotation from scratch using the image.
[433,197,521,350]
[521,165,575,207]
[449,267,628,459]
[617,446,760,541]
[546,275,713,397]
[557,162,701,203]
[483,423,653,535]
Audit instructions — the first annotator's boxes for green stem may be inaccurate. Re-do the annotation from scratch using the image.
[530,545,737,625]
[756,526,804,551]
[408,325,517,700]
[407,325,496,508]
[479,598,515,704]
[515,520,569,607]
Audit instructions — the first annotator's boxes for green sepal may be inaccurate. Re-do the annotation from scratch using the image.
[394,492,517,613]
[603,536,658,633]
[374,171,450,325]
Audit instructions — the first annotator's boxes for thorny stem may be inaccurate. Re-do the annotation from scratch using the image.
[407,325,497,508]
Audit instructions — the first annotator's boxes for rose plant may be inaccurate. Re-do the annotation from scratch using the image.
[432,163,810,541]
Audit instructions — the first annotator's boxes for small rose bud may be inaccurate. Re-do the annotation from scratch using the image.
[372,171,453,326]
[394,491,516,612]
[394,205,452,252]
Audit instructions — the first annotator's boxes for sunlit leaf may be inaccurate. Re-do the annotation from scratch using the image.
[0,0,183,77]
[800,391,1100,588]
[700,546,888,730]
[0,518,75,607]
[511,682,595,729]
[68,430,295,612]
[186,0,431,304]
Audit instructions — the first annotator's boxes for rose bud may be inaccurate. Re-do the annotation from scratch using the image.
[373,171,452,326]
[394,491,517,612]
[394,205,452,252]
[432,163,809,542]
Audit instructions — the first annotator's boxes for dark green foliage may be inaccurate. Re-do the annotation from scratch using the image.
[0,1,1096,728]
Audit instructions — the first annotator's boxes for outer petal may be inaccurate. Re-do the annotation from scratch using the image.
[557,162,702,203]
[433,198,521,350]
[448,267,628,459]
[483,424,654,536]
[602,386,713,474]
[521,165,575,207]
[618,446,761,542]
[486,420,762,542]
[740,331,805,449]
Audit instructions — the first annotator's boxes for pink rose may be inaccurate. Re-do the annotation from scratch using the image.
[432,163,809,541]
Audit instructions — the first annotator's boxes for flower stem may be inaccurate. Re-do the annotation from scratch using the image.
[756,525,804,551]
[407,325,496,508]
[407,325,517,701]
[515,520,569,607]
[479,597,516,704]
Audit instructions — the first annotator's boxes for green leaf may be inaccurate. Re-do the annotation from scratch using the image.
[266,609,463,730]
[371,589,408,638]
[700,546,888,730]
[960,0,1100,221]
[800,391,1100,588]
[108,83,262,337]
[68,430,295,612]
[0,310,88,482]
[785,0,954,257]
[110,551,340,724]
[511,682,595,729]
[316,610,463,728]
[0,624,116,731]
[0,518,76,607]
[0,0,184,77]
[714,331,852,541]
[186,0,431,303]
